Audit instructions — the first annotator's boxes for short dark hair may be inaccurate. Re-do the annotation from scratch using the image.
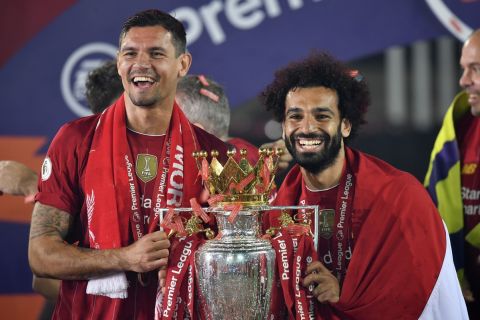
[261,52,369,144]
[119,9,187,56]
[85,60,123,114]
[176,75,230,139]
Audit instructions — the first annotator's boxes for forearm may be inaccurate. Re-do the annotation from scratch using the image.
[28,202,130,280]
[29,235,129,280]
[29,202,170,280]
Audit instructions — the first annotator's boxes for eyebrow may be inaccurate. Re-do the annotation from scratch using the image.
[285,106,335,115]
[120,46,167,52]
[460,61,480,68]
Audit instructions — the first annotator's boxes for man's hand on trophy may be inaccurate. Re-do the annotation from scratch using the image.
[123,231,170,273]
[303,260,340,304]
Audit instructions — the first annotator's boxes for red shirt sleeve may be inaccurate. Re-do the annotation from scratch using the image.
[35,116,97,215]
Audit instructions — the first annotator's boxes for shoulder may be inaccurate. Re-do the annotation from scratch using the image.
[47,114,100,162]
[53,114,100,146]
[353,149,429,203]
[353,149,442,232]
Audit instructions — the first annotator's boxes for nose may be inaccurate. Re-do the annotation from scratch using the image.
[134,51,151,68]
[459,68,472,89]
[301,114,317,133]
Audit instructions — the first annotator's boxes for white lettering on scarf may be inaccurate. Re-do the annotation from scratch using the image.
[187,265,193,307]
[167,145,184,207]
[125,155,139,212]
[172,240,192,274]
[164,275,178,317]
[125,155,142,239]
[337,173,352,230]
[295,255,302,298]
[163,239,192,318]
[278,239,289,280]
[295,254,306,319]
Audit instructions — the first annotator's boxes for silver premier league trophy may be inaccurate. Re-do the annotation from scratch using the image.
[158,149,319,319]
[193,148,281,320]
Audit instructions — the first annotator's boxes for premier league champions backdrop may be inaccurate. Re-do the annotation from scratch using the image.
[1,0,478,318]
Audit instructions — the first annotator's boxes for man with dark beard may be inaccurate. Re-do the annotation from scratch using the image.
[262,52,467,319]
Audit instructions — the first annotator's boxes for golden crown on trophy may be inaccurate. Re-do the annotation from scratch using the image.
[193,147,284,207]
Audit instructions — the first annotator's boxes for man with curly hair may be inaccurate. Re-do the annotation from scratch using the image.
[262,52,467,319]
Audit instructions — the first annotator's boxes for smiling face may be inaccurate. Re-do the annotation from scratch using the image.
[460,31,480,116]
[117,25,191,109]
[282,86,351,174]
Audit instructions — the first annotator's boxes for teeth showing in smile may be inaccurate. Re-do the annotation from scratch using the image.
[133,76,154,83]
[298,139,322,146]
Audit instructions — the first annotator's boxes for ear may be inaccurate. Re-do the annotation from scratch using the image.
[178,52,192,77]
[281,122,286,141]
[341,118,352,138]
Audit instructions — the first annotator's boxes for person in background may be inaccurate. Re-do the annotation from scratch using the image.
[0,161,59,320]
[28,9,227,319]
[424,29,480,318]
[0,160,37,198]
[85,59,124,114]
[176,74,259,163]
[262,51,467,319]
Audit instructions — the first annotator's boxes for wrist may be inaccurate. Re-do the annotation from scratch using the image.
[115,246,132,272]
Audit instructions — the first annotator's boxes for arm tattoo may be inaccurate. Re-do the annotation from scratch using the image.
[30,203,72,240]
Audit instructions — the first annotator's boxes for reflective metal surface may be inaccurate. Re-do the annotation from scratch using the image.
[195,209,275,320]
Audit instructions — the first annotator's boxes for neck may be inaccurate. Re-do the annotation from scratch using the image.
[301,147,346,190]
[124,96,174,135]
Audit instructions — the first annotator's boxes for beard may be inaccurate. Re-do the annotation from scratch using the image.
[285,125,343,174]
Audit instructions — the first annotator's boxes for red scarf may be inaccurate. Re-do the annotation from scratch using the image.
[266,147,445,319]
[84,95,202,306]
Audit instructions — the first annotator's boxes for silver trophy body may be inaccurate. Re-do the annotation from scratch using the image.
[195,208,275,320]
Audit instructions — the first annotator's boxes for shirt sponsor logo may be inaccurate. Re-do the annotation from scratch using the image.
[41,157,52,181]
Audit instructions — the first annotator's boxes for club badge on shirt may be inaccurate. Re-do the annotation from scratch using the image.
[319,209,335,240]
[136,154,158,183]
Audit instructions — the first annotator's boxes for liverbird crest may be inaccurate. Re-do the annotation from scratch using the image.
[193,147,284,207]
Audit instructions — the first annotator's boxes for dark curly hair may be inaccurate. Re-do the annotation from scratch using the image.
[85,60,123,114]
[261,52,369,144]
[119,9,187,57]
